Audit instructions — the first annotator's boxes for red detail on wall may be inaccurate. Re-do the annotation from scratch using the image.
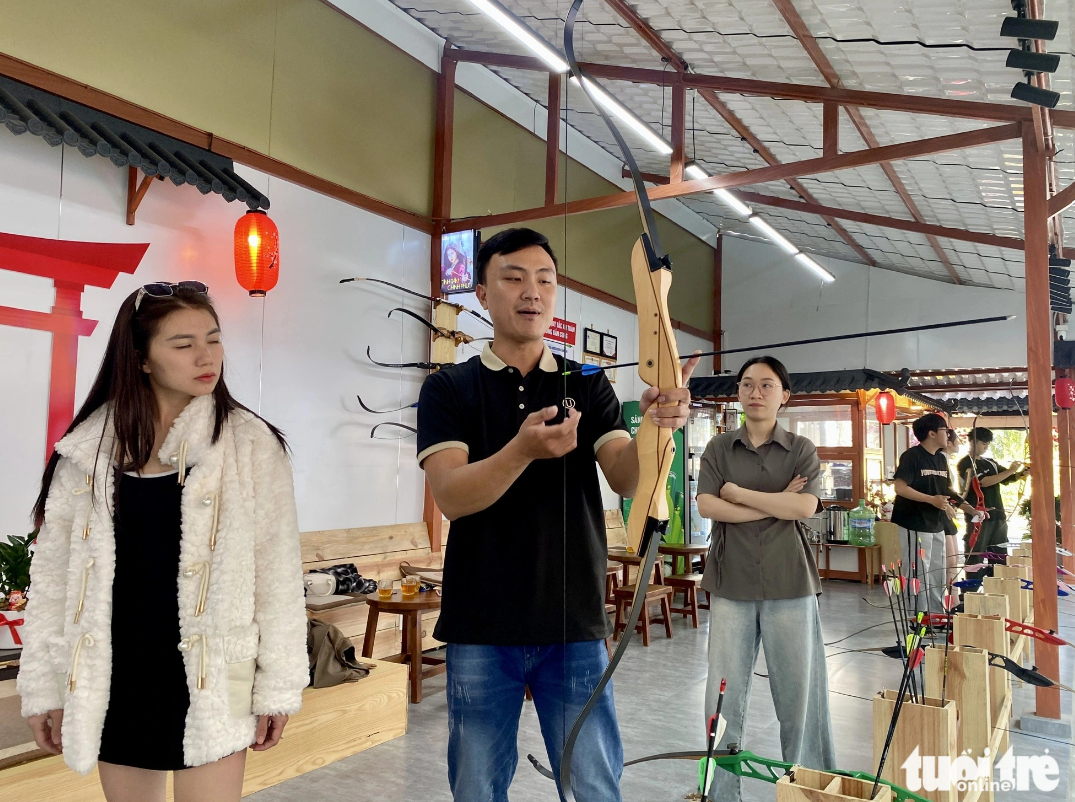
[0,231,148,458]
[546,317,577,345]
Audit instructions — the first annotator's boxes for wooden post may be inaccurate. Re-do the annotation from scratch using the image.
[823,102,838,158]
[1058,370,1075,575]
[670,75,685,183]
[713,232,722,374]
[545,73,561,207]
[1022,122,1061,719]
[424,47,457,553]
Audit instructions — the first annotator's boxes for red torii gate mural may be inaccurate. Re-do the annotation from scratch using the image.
[0,231,149,458]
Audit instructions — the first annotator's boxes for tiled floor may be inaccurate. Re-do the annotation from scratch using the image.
[249,582,1075,801]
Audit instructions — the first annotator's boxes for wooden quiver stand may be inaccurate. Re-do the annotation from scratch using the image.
[872,692,957,802]
[776,767,892,802]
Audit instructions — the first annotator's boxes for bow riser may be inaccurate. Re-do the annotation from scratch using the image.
[628,238,683,552]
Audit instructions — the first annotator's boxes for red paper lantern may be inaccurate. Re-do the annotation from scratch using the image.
[234,210,279,297]
[1056,378,1075,410]
[874,391,896,425]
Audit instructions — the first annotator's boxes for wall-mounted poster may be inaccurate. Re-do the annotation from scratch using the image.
[440,230,478,294]
[600,332,618,360]
[583,327,602,355]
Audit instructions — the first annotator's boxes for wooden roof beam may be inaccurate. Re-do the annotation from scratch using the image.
[768,0,961,283]
[446,122,1021,231]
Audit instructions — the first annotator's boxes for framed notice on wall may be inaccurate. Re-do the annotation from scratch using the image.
[583,327,602,356]
[600,333,618,360]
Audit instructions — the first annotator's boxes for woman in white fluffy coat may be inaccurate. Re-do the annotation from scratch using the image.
[18,282,308,802]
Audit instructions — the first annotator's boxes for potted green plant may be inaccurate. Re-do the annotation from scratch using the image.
[0,531,34,649]
[1017,496,1062,544]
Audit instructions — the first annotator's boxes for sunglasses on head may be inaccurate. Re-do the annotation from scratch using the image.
[134,281,209,311]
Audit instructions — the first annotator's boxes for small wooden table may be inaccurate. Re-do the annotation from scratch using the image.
[811,542,882,587]
[658,543,709,576]
[608,548,662,586]
[362,590,445,703]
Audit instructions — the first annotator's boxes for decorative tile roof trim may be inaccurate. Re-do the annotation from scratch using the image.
[0,74,268,210]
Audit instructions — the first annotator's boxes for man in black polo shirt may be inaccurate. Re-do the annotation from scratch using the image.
[957,427,1028,563]
[891,413,980,615]
[417,228,697,802]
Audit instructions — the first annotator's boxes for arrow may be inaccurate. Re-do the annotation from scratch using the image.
[566,315,1012,375]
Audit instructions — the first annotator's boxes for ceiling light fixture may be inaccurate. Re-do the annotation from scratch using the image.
[463,0,671,154]
[795,253,836,283]
[685,161,752,216]
[1000,16,1058,41]
[571,76,672,154]
[749,216,798,255]
[465,0,569,72]
[1011,80,1061,108]
[686,161,829,281]
[1006,49,1060,73]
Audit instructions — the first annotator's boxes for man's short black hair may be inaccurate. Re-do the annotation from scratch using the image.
[969,426,994,444]
[912,412,948,443]
[476,228,558,285]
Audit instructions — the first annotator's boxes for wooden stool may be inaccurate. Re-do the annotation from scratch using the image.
[362,590,445,703]
[606,562,622,604]
[664,573,702,628]
[659,544,708,609]
[612,584,673,646]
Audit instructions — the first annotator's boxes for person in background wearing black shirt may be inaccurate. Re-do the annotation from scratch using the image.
[891,413,979,614]
[957,427,1028,564]
[942,429,962,584]
[417,228,698,802]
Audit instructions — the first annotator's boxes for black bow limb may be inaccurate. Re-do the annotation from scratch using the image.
[370,421,417,439]
[366,345,452,371]
[356,394,419,415]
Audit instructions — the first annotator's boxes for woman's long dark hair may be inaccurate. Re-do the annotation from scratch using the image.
[32,286,286,527]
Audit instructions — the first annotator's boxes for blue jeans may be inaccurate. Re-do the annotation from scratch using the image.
[446,641,623,802]
[704,595,836,802]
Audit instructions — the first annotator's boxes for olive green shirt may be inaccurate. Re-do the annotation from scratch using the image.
[698,423,823,600]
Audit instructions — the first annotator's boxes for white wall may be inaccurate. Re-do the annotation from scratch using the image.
[720,236,1027,375]
[0,134,695,537]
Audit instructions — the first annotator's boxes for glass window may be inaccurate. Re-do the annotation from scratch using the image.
[785,405,853,448]
[866,419,881,449]
[818,460,854,501]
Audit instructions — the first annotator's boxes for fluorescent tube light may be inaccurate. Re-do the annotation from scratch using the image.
[684,163,707,180]
[795,253,836,283]
[715,189,752,218]
[571,76,672,154]
[684,163,752,216]
[749,216,798,255]
[465,0,569,73]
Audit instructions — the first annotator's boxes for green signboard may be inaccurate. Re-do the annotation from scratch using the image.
[620,400,685,545]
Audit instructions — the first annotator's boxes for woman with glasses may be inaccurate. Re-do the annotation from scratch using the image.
[696,355,835,802]
[19,282,308,802]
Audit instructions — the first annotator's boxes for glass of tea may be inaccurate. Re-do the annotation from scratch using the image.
[401,576,419,597]
[377,579,394,600]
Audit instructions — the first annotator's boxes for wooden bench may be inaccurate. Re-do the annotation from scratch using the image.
[0,660,408,801]
[0,520,441,798]
[303,522,447,659]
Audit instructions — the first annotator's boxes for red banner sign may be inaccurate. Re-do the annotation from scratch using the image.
[545,317,577,345]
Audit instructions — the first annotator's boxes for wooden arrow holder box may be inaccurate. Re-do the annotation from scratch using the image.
[776,766,892,802]
[872,691,957,802]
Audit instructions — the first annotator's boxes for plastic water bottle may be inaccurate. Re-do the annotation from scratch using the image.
[848,499,875,546]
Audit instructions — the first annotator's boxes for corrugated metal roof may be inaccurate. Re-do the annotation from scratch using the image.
[388,0,1073,287]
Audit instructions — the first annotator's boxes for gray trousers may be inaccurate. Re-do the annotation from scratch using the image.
[704,595,836,802]
[898,527,946,615]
